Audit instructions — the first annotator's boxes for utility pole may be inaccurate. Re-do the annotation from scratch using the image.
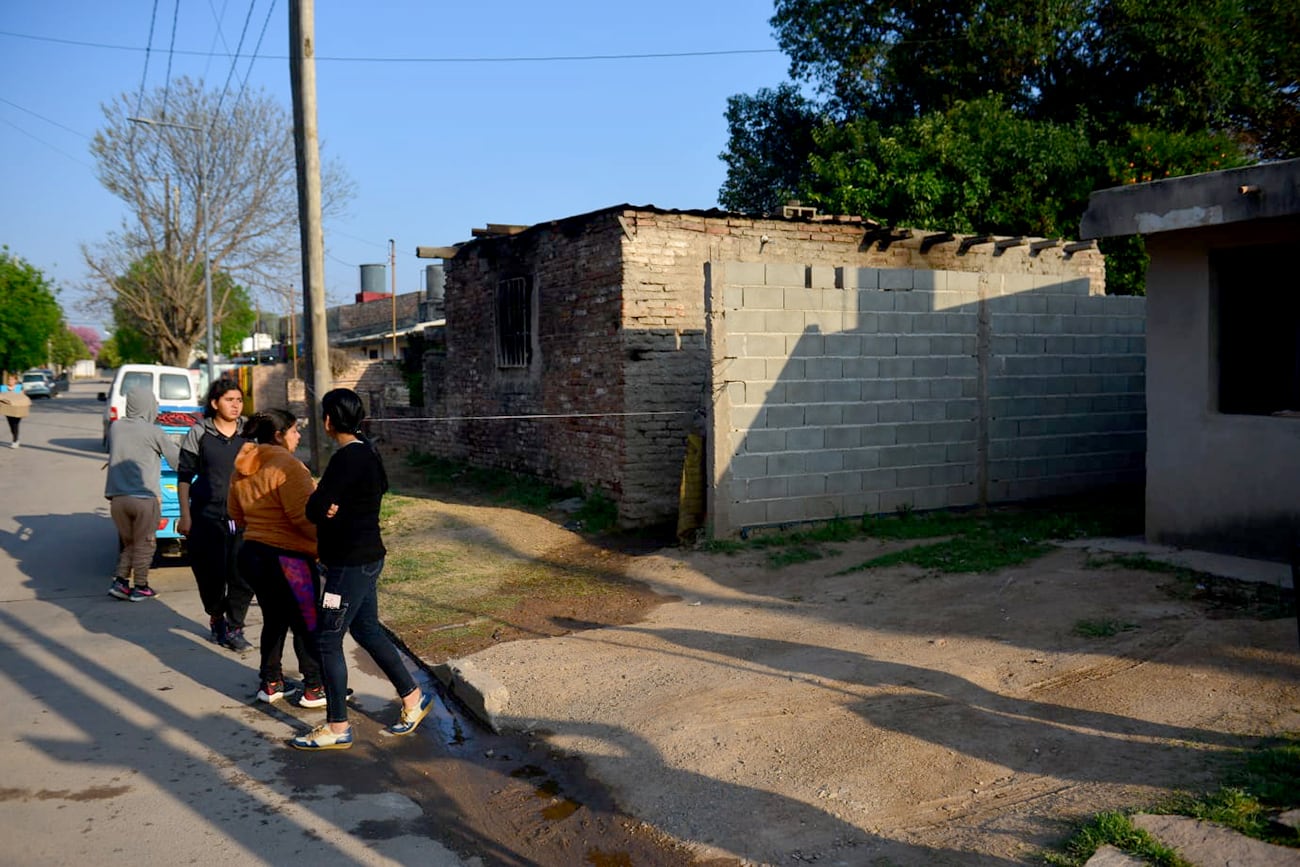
[289,0,331,471]
[389,238,397,360]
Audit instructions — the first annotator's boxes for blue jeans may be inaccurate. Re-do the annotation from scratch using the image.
[315,558,417,724]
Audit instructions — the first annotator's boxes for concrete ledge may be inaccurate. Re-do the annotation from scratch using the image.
[1132,813,1300,867]
[432,658,509,733]
[1083,845,1146,866]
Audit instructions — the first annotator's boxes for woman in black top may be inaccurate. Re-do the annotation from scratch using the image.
[290,388,431,751]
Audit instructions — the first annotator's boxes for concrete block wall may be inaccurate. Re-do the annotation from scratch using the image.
[708,262,1146,537]
[620,209,1109,527]
[985,276,1146,501]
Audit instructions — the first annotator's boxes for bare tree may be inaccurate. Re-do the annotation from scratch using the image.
[83,77,354,365]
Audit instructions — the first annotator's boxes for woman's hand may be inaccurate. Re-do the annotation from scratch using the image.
[326,503,339,518]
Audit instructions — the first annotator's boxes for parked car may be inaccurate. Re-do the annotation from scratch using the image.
[51,372,69,396]
[99,364,205,558]
[98,364,203,449]
[20,372,52,398]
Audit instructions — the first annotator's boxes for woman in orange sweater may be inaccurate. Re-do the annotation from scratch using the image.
[227,409,325,706]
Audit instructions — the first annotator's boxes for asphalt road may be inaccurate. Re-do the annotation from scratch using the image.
[0,381,474,866]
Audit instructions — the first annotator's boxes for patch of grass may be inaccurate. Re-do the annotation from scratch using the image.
[842,533,1053,575]
[1042,811,1191,866]
[698,538,747,555]
[381,549,457,585]
[1043,736,1300,863]
[699,489,1141,574]
[1073,618,1139,638]
[1088,553,1296,620]
[405,451,580,512]
[766,545,823,569]
[571,489,618,534]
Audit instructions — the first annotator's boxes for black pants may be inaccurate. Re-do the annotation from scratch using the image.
[239,540,323,688]
[6,416,19,442]
[188,515,252,629]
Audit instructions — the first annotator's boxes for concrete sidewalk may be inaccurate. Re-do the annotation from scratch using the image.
[0,385,474,867]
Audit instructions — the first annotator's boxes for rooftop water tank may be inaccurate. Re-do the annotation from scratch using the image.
[425,264,445,308]
[360,263,386,296]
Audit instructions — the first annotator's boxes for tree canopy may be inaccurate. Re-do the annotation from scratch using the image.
[0,249,63,374]
[84,77,354,366]
[721,0,1297,292]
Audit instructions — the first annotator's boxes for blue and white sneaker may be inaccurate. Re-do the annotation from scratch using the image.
[290,724,353,751]
[109,577,131,601]
[383,690,433,737]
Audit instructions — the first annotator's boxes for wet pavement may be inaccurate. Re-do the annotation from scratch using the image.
[0,383,697,866]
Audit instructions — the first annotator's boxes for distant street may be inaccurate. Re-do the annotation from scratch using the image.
[0,380,471,866]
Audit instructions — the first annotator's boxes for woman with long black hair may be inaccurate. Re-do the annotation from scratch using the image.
[290,388,430,750]
[227,409,326,708]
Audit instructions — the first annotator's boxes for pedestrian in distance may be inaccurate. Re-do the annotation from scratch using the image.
[178,377,254,651]
[105,387,181,601]
[0,373,30,447]
[290,388,431,751]
[227,408,327,708]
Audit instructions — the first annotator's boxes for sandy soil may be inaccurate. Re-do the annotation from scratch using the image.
[405,506,1300,866]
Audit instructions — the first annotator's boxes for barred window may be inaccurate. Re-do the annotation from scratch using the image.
[496,276,533,368]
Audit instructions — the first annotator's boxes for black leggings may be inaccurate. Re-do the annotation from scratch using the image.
[239,540,323,688]
[6,416,19,442]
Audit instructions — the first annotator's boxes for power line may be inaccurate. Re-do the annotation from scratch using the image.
[159,0,181,119]
[231,0,277,115]
[211,0,257,127]
[0,29,781,63]
[0,116,94,168]
[0,97,89,138]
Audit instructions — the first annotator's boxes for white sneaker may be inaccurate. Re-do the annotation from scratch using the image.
[9,441,16,449]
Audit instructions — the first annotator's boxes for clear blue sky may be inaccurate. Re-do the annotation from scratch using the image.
[0,1,790,335]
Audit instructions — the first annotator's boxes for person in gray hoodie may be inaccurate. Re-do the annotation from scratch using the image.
[105,387,181,602]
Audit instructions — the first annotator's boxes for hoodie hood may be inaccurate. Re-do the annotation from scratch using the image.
[124,387,159,423]
[233,441,292,477]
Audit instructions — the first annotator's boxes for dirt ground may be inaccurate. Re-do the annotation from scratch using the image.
[381,489,1300,866]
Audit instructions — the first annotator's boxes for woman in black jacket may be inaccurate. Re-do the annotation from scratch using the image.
[290,388,430,751]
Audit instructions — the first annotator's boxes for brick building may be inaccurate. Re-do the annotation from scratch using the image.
[393,204,1144,530]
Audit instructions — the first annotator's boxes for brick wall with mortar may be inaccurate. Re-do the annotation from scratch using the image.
[707,262,1145,537]
[408,213,627,498]
[247,360,407,432]
[386,205,1111,528]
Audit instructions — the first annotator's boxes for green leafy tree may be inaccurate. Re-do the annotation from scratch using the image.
[215,278,256,357]
[720,0,1293,293]
[719,84,819,214]
[49,326,91,368]
[0,248,62,374]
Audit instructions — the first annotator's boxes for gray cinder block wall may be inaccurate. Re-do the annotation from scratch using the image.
[706,262,1145,537]
[396,205,1111,528]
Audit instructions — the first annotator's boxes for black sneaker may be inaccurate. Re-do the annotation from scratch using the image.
[209,615,228,644]
[223,628,252,653]
[128,585,159,602]
[109,577,131,601]
[257,680,286,703]
[295,685,327,708]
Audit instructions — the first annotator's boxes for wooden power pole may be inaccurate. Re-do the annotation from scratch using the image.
[289,0,331,471]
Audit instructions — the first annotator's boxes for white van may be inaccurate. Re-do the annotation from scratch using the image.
[99,364,205,448]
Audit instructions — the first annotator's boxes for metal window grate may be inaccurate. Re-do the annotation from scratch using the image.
[496,276,533,368]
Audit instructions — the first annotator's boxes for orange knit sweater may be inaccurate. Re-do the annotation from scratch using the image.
[227,442,317,557]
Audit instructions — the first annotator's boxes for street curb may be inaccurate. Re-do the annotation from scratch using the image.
[431,658,509,733]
